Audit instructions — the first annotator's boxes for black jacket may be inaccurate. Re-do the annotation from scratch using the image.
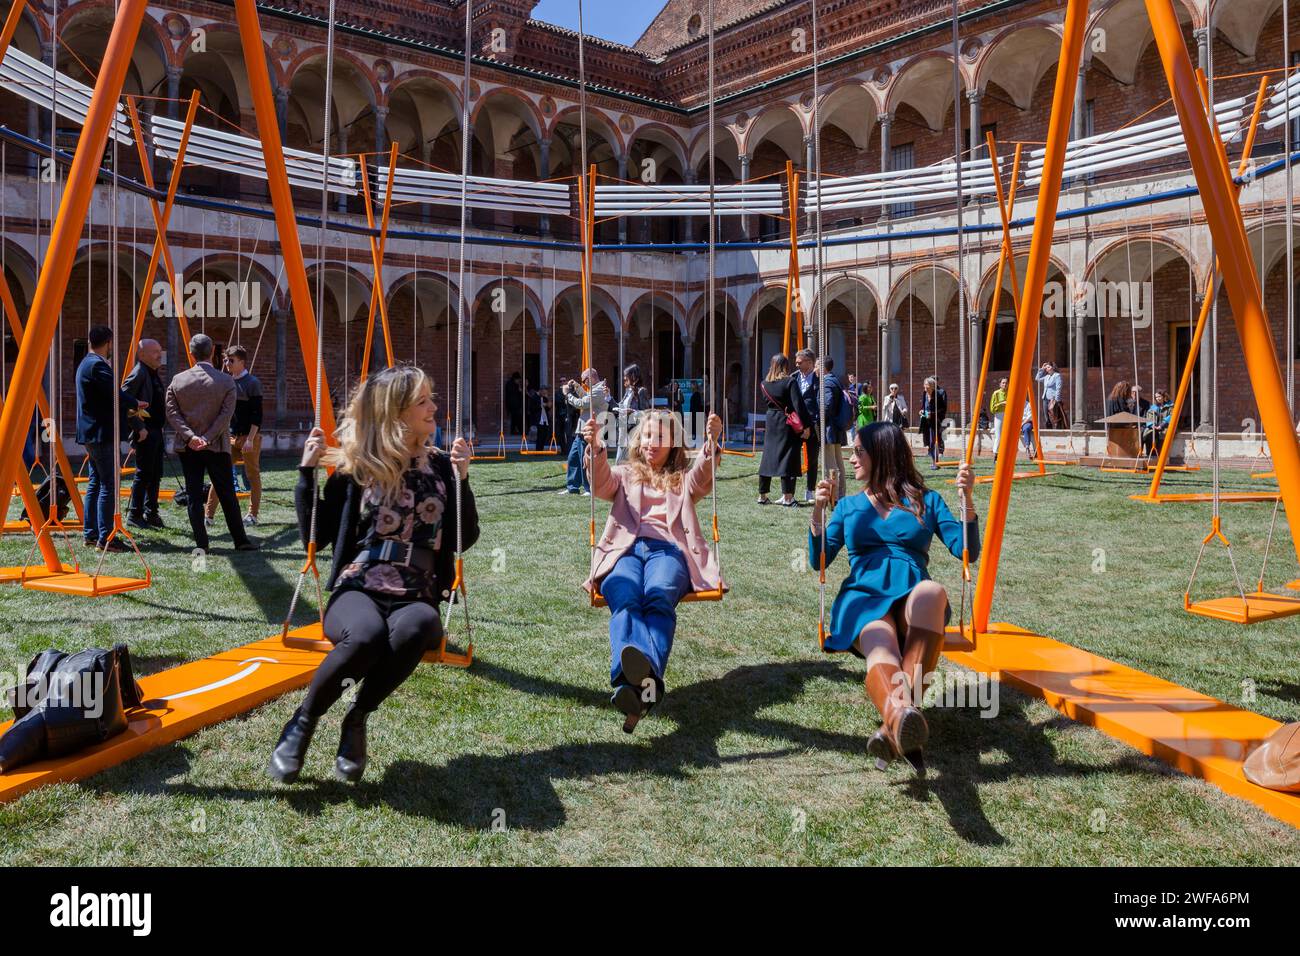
[122,361,165,445]
[76,353,138,445]
[294,452,480,603]
[759,375,811,479]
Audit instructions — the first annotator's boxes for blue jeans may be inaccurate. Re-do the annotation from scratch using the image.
[565,433,589,493]
[82,441,117,544]
[1021,421,1036,457]
[603,538,691,695]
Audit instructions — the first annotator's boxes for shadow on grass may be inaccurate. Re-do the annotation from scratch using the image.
[103,658,1166,844]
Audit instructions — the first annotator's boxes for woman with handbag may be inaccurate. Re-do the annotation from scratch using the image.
[757,354,810,507]
[269,364,479,784]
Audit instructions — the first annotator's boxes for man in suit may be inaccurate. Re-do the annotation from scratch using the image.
[76,325,138,550]
[821,357,848,501]
[123,338,166,529]
[792,348,820,504]
[165,333,259,552]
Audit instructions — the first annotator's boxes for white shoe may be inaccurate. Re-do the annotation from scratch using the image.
[243,514,258,526]
[204,517,213,528]
[581,490,591,497]
[557,489,575,496]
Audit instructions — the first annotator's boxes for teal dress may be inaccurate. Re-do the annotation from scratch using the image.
[808,490,980,655]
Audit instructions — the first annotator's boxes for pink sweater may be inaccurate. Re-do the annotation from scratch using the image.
[583,442,726,596]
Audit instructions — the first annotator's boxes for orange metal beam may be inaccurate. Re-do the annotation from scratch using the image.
[123,92,199,375]
[0,0,150,547]
[966,137,1022,464]
[972,0,1090,635]
[233,0,337,443]
[783,160,798,357]
[358,143,399,381]
[0,0,29,64]
[0,279,84,528]
[1146,0,1300,567]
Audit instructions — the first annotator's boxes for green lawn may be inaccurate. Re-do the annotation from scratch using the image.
[2,452,1299,865]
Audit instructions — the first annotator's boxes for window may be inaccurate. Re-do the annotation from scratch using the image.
[686,14,702,37]
[891,142,915,218]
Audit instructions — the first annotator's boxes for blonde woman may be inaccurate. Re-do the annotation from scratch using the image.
[270,365,478,784]
[583,408,725,732]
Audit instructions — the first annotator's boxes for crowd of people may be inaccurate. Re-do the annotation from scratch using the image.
[267,349,976,782]
[69,329,263,554]
[52,337,1100,782]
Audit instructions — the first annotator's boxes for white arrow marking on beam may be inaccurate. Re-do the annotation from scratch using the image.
[160,657,282,702]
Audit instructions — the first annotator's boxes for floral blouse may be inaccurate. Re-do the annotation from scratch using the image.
[334,454,447,602]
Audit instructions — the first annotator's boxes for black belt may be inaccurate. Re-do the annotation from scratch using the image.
[362,539,435,573]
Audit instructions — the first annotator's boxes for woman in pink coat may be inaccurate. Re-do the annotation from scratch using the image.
[583,409,726,732]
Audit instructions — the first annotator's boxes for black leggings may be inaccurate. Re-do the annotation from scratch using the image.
[300,589,441,719]
[758,475,796,496]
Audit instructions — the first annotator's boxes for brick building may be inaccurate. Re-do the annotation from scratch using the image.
[0,0,1297,446]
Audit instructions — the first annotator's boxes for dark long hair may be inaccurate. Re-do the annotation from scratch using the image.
[766,353,790,381]
[854,422,928,519]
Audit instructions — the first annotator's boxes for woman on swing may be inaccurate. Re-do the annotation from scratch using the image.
[583,407,725,733]
[270,364,478,783]
[810,421,978,771]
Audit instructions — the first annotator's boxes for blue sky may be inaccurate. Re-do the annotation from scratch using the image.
[530,0,663,47]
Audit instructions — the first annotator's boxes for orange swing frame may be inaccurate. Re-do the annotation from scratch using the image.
[1128,78,1282,504]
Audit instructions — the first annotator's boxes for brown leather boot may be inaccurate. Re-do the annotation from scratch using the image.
[899,627,944,772]
[864,663,928,771]
[901,627,945,706]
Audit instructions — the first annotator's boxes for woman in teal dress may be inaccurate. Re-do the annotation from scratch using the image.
[809,421,979,772]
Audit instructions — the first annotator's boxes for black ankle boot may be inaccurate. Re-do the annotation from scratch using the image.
[335,706,368,782]
[268,706,317,783]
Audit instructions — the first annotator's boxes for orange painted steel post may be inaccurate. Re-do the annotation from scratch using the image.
[0,281,84,527]
[972,0,1090,635]
[123,92,199,375]
[991,182,1048,476]
[783,160,799,356]
[1146,0,1300,567]
[358,142,399,381]
[0,0,149,533]
[966,137,1022,463]
[0,0,30,64]
[233,0,337,443]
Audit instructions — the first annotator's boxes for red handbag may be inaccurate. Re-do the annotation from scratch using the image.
[761,383,804,438]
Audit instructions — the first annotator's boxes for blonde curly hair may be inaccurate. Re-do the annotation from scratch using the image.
[624,409,690,493]
[325,364,441,503]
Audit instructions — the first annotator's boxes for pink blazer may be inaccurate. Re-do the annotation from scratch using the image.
[583,442,727,596]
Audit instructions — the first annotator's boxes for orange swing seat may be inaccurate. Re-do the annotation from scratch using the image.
[589,586,725,609]
[20,516,151,597]
[1184,591,1300,624]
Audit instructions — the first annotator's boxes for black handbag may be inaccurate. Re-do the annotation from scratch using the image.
[0,644,144,773]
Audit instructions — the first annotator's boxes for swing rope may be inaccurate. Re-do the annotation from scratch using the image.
[811,0,829,644]
[279,0,338,636]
